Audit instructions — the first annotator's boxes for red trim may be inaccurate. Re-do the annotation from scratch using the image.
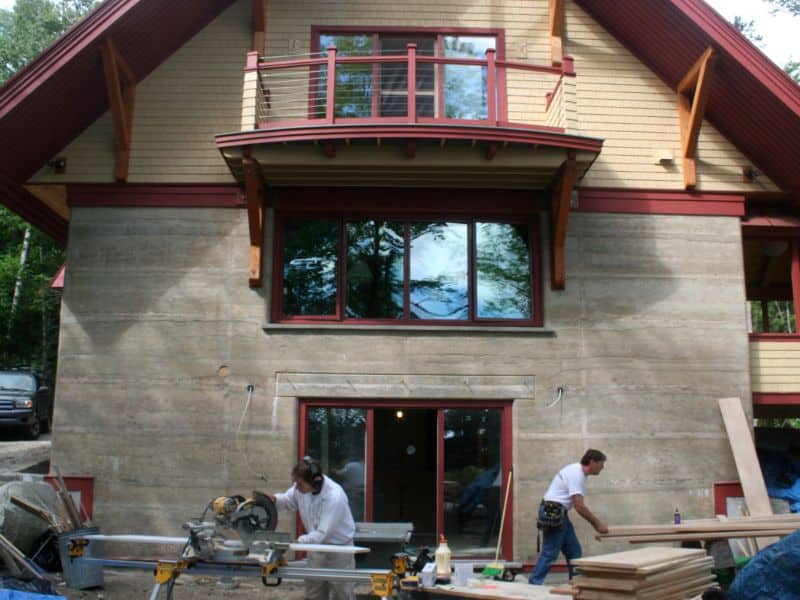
[501,401,513,560]
[749,334,800,342]
[217,124,603,153]
[436,409,445,538]
[44,475,94,521]
[365,409,375,522]
[575,188,745,217]
[50,263,66,291]
[752,393,800,406]
[67,184,243,207]
[792,239,800,329]
[713,481,743,516]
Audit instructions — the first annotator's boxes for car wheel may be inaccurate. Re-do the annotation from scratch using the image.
[26,419,41,440]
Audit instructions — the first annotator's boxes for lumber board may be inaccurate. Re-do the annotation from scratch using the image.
[602,516,800,537]
[573,557,713,592]
[571,547,704,572]
[718,398,778,549]
[621,529,796,543]
[638,574,716,599]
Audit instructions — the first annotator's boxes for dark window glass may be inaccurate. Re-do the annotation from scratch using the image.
[319,34,374,118]
[282,220,338,316]
[346,221,405,318]
[409,222,469,320]
[744,239,797,333]
[476,222,532,319]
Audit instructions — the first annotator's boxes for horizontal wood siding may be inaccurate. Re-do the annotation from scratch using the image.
[29,0,779,192]
[750,340,800,393]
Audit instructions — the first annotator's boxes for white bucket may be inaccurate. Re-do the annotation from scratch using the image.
[454,562,473,586]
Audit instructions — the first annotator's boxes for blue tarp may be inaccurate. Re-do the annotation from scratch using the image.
[727,530,800,600]
[0,592,65,599]
[759,449,800,512]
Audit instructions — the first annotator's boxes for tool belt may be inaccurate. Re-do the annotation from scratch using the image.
[537,500,566,529]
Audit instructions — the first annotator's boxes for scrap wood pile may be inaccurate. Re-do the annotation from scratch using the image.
[570,546,715,600]
[596,513,800,544]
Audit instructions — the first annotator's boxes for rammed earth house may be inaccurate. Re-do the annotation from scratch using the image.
[1,0,799,561]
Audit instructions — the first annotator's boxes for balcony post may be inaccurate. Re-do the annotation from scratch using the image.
[407,43,417,123]
[486,48,497,125]
[326,46,337,124]
[241,51,260,131]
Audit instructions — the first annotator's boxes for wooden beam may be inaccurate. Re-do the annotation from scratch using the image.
[242,158,264,288]
[406,140,417,158]
[252,0,266,53]
[677,47,715,190]
[550,152,577,290]
[485,142,498,161]
[100,38,136,182]
[549,0,564,67]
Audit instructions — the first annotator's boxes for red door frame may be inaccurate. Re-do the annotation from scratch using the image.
[298,398,514,558]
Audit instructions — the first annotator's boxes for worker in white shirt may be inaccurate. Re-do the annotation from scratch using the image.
[265,457,356,600]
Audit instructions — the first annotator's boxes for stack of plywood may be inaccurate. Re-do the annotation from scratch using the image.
[570,546,715,599]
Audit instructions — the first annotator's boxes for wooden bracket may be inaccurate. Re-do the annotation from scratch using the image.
[252,0,266,53]
[550,152,577,290]
[677,47,715,190]
[549,0,564,67]
[100,38,136,182]
[242,157,265,288]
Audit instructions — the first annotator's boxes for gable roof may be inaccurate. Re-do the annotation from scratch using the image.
[0,0,798,242]
[574,0,800,200]
[0,0,237,241]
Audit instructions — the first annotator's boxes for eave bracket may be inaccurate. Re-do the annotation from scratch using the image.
[551,152,577,290]
[100,38,136,183]
[242,157,265,288]
[677,47,716,190]
[549,0,564,67]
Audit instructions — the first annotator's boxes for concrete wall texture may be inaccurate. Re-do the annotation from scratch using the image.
[52,207,748,559]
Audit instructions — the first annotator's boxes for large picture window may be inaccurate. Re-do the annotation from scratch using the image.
[275,215,540,325]
[314,28,502,121]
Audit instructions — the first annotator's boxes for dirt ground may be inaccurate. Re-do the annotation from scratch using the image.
[55,569,374,599]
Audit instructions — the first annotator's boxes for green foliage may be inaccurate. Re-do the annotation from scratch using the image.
[765,0,800,17]
[733,16,764,45]
[0,0,98,377]
[733,4,798,81]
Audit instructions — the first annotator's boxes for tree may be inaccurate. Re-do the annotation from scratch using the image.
[0,0,99,378]
[765,0,800,17]
[733,5,799,83]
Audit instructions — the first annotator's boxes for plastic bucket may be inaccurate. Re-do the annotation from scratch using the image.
[454,562,473,586]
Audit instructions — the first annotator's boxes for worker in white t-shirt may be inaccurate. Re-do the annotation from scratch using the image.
[265,457,356,600]
[529,449,608,585]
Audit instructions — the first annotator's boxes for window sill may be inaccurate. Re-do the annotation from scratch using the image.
[263,322,556,335]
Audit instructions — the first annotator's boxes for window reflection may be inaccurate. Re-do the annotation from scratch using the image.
[476,223,532,319]
[444,36,493,119]
[346,221,405,318]
[282,220,338,316]
[409,223,468,320]
[307,407,367,521]
[443,409,502,554]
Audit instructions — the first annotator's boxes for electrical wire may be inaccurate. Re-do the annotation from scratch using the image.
[235,384,268,483]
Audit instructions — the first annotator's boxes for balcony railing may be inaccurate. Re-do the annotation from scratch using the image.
[240,45,576,133]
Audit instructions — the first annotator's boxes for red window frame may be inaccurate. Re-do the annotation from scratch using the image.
[310,26,508,122]
[271,201,543,327]
[298,398,514,559]
[744,234,800,340]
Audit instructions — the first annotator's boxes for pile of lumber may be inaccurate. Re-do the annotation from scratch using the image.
[597,513,800,545]
[570,546,715,600]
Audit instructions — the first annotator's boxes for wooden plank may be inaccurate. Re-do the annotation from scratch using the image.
[574,557,713,591]
[622,529,795,543]
[10,495,63,531]
[571,547,704,572]
[718,397,779,549]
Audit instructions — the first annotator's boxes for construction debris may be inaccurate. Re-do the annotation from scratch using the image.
[570,546,716,600]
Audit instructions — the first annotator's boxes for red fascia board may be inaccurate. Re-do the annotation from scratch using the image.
[68,184,244,207]
[0,172,68,244]
[752,393,800,406]
[575,188,745,217]
[50,263,66,291]
[216,125,604,153]
[750,334,800,342]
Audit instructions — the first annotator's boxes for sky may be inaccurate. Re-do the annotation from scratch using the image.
[0,0,796,67]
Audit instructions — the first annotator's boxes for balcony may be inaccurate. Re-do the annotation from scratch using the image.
[216,45,603,189]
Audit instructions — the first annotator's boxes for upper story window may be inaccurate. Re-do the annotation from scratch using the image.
[275,216,540,325]
[315,29,500,120]
[744,237,800,334]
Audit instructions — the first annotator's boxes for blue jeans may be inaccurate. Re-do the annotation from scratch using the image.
[528,512,582,585]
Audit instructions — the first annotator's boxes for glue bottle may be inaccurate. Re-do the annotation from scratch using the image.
[673,508,681,524]
[435,534,451,582]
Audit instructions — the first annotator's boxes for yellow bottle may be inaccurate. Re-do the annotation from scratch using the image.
[435,534,451,582]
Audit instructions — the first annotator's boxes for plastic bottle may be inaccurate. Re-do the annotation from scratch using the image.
[434,534,451,582]
[673,508,681,524]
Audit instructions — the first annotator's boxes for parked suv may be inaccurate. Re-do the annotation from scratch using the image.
[0,370,53,440]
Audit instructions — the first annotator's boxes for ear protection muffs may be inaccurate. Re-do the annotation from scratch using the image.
[303,456,324,494]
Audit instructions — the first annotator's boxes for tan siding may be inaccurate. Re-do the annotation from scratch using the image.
[30,0,779,192]
[750,341,800,393]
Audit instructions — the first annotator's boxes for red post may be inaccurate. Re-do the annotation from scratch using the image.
[245,51,260,71]
[486,48,497,125]
[792,239,800,332]
[562,55,575,76]
[407,43,417,123]
[326,46,337,124]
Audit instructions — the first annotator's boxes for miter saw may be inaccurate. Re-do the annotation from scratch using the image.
[182,491,290,564]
